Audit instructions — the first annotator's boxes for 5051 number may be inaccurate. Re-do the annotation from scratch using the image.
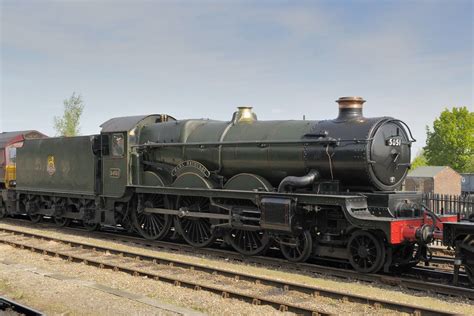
[387,137,402,146]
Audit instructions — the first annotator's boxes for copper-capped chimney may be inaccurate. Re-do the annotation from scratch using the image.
[335,96,366,121]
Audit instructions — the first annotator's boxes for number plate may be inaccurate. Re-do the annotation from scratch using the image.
[109,168,121,178]
[386,137,402,146]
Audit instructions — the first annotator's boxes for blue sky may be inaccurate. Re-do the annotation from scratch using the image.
[1,0,472,155]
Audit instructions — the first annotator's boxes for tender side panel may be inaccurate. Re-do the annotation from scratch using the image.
[16,137,97,195]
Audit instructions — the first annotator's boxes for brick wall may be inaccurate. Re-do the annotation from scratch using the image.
[404,178,434,193]
[434,167,462,195]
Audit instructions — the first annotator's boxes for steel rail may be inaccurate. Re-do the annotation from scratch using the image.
[0,296,43,316]
[430,255,455,265]
[0,225,460,316]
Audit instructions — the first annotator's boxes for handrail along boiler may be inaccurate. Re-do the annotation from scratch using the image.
[0,96,472,280]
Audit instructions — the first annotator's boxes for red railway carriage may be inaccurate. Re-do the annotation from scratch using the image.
[0,131,47,189]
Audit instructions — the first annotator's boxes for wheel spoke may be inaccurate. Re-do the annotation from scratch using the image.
[150,216,159,236]
[227,229,269,256]
[198,221,205,242]
[133,195,171,240]
[175,196,215,248]
[280,230,312,263]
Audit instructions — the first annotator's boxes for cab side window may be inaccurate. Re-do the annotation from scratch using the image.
[111,133,125,157]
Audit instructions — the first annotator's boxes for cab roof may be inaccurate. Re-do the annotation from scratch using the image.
[100,114,176,133]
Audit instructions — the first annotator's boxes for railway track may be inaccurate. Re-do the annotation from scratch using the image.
[0,224,459,316]
[88,228,469,284]
[2,218,474,298]
[0,296,43,316]
[88,231,473,292]
[45,223,474,294]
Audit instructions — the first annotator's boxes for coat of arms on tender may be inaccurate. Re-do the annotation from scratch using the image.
[47,155,56,176]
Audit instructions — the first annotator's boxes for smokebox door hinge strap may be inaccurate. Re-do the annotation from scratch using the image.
[325,145,334,180]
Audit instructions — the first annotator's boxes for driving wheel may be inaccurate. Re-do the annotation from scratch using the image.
[132,194,173,240]
[174,196,217,247]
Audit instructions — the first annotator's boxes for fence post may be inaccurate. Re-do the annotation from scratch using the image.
[422,193,474,218]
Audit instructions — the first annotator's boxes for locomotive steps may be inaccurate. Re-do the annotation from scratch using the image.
[0,221,471,315]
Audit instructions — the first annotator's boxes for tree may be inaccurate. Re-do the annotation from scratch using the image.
[466,155,474,172]
[411,150,427,170]
[424,107,474,173]
[54,92,84,136]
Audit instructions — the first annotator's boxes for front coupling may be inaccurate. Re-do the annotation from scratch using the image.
[415,224,434,245]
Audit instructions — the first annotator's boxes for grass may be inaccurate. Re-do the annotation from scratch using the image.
[0,278,25,300]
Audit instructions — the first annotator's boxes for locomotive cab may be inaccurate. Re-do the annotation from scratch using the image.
[99,114,176,197]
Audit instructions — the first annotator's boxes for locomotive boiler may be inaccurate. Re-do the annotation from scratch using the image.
[1,96,471,278]
[139,97,412,192]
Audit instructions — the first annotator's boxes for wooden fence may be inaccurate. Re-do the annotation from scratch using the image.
[422,193,474,218]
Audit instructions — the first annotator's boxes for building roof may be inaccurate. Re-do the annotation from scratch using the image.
[407,166,451,178]
[0,131,46,149]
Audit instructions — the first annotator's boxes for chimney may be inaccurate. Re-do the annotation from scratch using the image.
[335,96,366,121]
[232,106,257,124]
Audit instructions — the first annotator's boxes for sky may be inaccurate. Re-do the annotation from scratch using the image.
[0,0,472,155]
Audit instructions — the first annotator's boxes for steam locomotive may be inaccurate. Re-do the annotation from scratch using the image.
[1,97,473,280]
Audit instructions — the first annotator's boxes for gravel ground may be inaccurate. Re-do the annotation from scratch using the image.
[0,243,292,315]
[0,221,473,315]
[0,248,190,316]
[0,242,394,316]
[0,233,396,315]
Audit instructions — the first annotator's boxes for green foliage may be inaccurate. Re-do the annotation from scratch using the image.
[411,150,427,170]
[466,155,474,172]
[424,106,474,173]
[53,92,84,136]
